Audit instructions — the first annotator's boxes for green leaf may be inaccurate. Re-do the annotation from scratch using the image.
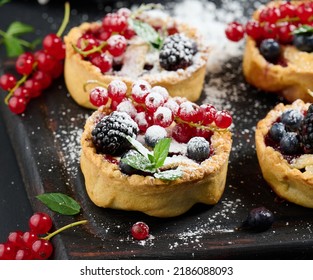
[154,168,183,181]
[121,152,156,173]
[6,21,34,36]
[153,138,171,169]
[130,19,164,49]
[126,135,151,159]
[0,0,10,7]
[36,193,81,215]
[293,25,313,35]
[3,36,24,57]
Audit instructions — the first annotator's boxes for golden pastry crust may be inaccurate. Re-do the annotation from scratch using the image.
[64,16,210,109]
[255,99,313,208]
[80,106,232,217]
[243,1,313,103]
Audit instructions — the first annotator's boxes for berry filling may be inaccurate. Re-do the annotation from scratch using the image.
[73,5,199,76]
[225,1,313,65]
[88,79,232,178]
[265,104,313,165]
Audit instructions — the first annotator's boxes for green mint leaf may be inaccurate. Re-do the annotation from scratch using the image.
[154,168,183,181]
[293,25,313,35]
[3,36,24,57]
[126,135,152,159]
[121,152,156,173]
[6,21,34,36]
[36,193,81,215]
[0,0,10,7]
[153,138,171,169]
[130,19,164,49]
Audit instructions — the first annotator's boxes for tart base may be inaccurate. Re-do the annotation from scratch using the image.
[255,99,313,208]
[80,107,232,218]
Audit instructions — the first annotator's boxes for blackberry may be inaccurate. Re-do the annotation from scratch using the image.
[299,105,313,153]
[91,111,139,156]
[186,137,210,162]
[159,33,197,71]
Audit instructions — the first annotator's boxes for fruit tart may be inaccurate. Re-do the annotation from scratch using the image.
[226,1,313,103]
[80,79,232,217]
[64,5,210,109]
[256,99,313,208]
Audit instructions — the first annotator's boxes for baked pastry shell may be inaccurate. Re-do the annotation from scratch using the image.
[255,99,313,208]
[243,1,313,103]
[64,21,210,109]
[80,106,232,218]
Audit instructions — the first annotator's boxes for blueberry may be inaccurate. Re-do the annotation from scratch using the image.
[241,207,274,232]
[187,137,210,162]
[280,109,304,131]
[293,34,313,53]
[259,39,281,63]
[119,149,141,175]
[279,132,300,154]
[269,122,286,142]
[144,125,167,147]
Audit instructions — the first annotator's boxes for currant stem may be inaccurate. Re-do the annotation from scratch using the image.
[72,41,108,57]
[175,117,228,133]
[43,219,88,241]
[56,2,70,37]
[4,74,28,104]
[83,79,107,92]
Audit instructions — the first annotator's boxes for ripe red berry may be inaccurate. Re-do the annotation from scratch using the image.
[29,212,53,235]
[131,222,149,240]
[15,248,33,260]
[89,86,109,107]
[7,231,24,248]
[102,13,128,33]
[145,92,165,113]
[8,96,27,114]
[15,52,35,75]
[134,111,150,132]
[172,123,195,143]
[0,73,17,91]
[107,34,127,57]
[0,243,16,260]
[296,3,313,23]
[90,53,113,73]
[153,106,174,128]
[262,22,278,40]
[22,231,38,248]
[279,2,296,19]
[215,110,232,128]
[245,20,262,41]
[107,80,127,102]
[177,101,202,123]
[131,80,151,103]
[31,239,53,260]
[32,70,52,90]
[200,104,217,125]
[43,33,65,60]
[225,21,245,42]
[36,50,57,72]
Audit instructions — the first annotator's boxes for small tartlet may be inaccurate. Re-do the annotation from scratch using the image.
[64,9,210,109]
[80,105,232,218]
[243,1,313,103]
[255,99,313,208]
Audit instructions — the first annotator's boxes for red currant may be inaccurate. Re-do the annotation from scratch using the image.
[47,60,64,79]
[259,7,281,23]
[245,20,262,41]
[36,50,57,72]
[29,212,53,235]
[8,96,27,114]
[107,80,127,102]
[0,243,16,260]
[32,70,52,90]
[279,2,296,19]
[151,86,169,102]
[200,104,217,125]
[13,86,31,102]
[172,123,195,143]
[215,110,232,128]
[15,248,33,260]
[107,35,127,57]
[225,21,245,42]
[24,79,42,98]
[277,22,296,44]
[131,80,151,103]
[296,3,313,23]
[134,111,150,132]
[7,231,24,248]
[22,231,38,248]
[153,106,174,128]
[0,73,17,91]
[145,92,165,113]
[31,239,53,260]
[116,99,137,119]
[15,52,35,75]
[43,33,65,60]
[131,222,149,240]
[117,8,131,18]
[163,99,179,115]
[89,86,109,107]
[177,101,202,123]
[102,13,128,33]
[90,53,113,73]
[262,22,278,39]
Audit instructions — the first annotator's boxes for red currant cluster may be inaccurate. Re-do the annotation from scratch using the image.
[225,1,313,43]
[0,212,54,260]
[88,79,232,143]
[0,3,70,115]
[0,34,65,114]
[75,8,135,73]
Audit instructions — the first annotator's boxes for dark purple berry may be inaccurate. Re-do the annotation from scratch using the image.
[259,39,281,63]
[279,132,300,154]
[186,137,210,162]
[269,122,286,142]
[241,207,274,232]
[281,109,304,131]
